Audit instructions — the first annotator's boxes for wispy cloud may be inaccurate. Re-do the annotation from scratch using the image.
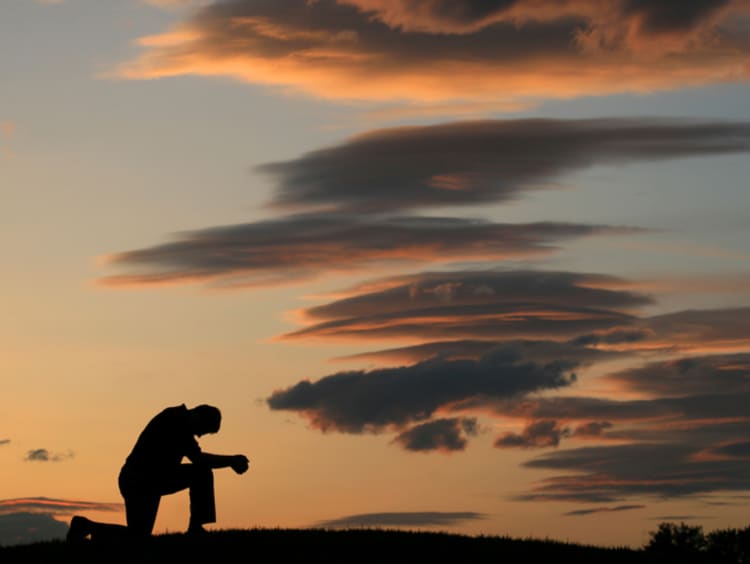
[115,0,750,103]
[259,119,750,212]
[24,449,74,463]
[495,354,750,502]
[280,269,650,342]
[564,505,644,517]
[99,215,632,289]
[315,511,486,528]
[332,338,621,365]
[0,497,123,547]
[0,497,122,516]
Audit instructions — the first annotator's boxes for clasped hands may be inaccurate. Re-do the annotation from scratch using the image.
[231,454,250,474]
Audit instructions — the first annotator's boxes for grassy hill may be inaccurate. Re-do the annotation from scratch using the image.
[0,527,660,563]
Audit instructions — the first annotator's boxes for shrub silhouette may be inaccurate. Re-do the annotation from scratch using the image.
[646,522,750,563]
[706,526,750,564]
[645,522,706,561]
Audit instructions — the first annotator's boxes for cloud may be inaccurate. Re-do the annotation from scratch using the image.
[564,504,644,517]
[267,345,576,437]
[281,269,650,342]
[99,214,632,289]
[0,513,68,547]
[0,498,123,547]
[521,440,750,501]
[608,353,750,397]
[495,419,570,448]
[491,353,750,502]
[341,0,737,36]
[24,448,74,462]
[392,417,478,452]
[0,439,9,446]
[116,0,750,103]
[333,338,622,365]
[259,118,750,212]
[640,307,750,354]
[0,497,123,516]
[572,421,613,437]
[314,511,486,529]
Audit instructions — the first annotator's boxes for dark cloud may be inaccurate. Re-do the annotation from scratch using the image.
[24,448,73,463]
[282,269,650,342]
[0,512,68,547]
[495,419,570,448]
[0,497,123,516]
[608,353,750,397]
[334,338,621,365]
[452,352,750,502]
[0,439,9,446]
[118,1,750,103]
[267,346,576,435]
[392,417,478,452]
[621,0,732,34]
[522,441,750,501]
[259,119,750,212]
[696,440,750,461]
[0,498,122,547]
[564,504,644,517]
[99,214,630,288]
[470,355,750,425]
[346,0,737,35]
[471,394,670,422]
[315,511,486,529]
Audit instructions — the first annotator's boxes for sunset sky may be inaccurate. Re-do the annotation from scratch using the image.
[2,0,750,548]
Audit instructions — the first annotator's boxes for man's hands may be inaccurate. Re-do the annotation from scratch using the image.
[230,454,250,474]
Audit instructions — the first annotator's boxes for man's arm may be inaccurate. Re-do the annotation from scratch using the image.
[195,452,250,474]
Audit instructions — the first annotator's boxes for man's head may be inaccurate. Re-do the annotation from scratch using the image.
[189,404,221,436]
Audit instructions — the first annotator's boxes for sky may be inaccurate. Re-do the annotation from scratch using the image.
[2,0,750,549]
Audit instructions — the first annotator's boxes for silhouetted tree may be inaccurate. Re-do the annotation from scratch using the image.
[706,526,750,564]
[645,522,706,562]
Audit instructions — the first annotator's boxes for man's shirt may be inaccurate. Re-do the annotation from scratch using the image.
[122,404,202,475]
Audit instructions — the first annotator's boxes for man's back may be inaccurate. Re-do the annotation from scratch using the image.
[122,404,201,476]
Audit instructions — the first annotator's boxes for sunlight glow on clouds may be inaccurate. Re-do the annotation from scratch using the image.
[116,0,750,103]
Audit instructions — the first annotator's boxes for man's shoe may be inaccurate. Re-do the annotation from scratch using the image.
[66,515,92,543]
[186,524,208,536]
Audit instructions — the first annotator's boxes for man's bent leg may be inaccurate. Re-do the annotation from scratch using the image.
[157,464,216,530]
[188,465,216,528]
[123,493,160,537]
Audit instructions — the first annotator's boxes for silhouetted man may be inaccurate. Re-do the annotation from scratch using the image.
[67,404,249,542]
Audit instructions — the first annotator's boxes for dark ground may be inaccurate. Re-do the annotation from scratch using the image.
[0,527,665,564]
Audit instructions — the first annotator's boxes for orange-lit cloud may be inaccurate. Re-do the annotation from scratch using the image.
[280,270,650,342]
[116,0,750,103]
